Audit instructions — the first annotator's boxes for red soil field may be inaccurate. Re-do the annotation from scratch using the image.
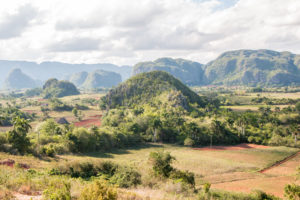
[74,115,102,128]
[194,143,269,151]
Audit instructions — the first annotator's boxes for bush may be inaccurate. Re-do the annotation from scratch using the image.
[170,170,195,187]
[43,180,71,200]
[110,166,141,188]
[79,180,117,200]
[41,145,56,157]
[149,151,175,178]
[49,160,141,188]
[284,184,300,200]
[184,137,195,146]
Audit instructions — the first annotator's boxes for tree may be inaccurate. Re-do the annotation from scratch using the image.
[149,151,175,177]
[151,117,162,142]
[7,116,31,154]
[296,101,300,114]
[72,108,78,118]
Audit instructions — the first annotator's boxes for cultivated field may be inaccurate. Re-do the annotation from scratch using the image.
[59,144,299,198]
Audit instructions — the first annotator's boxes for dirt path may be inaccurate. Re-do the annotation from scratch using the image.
[259,151,300,173]
[14,193,42,200]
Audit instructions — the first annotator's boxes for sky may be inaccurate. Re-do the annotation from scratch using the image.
[0,0,299,66]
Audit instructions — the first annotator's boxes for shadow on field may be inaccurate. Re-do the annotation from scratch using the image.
[82,143,164,158]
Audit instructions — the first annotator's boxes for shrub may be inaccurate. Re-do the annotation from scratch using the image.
[203,182,211,193]
[149,151,175,178]
[49,161,141,188]
[110,166,141,188]
[170,170,195,187]
[79,180,117,200]
[284,184,300,200]
[252,190,280,200]
[184,137,195,146]
[43,180,71,200]
[42,145,56,157]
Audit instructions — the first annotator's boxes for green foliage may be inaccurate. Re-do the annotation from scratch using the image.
[39,118,62,135]
[169,170,195,187]
[295,101,300,113]
[101,71,207,110]
[110,166,142,188]
[79,180,117,200]
[43,78,79,99]
[49,160,141,188]
[284,184,300,200]
[48,98,73,111]
[149,151,175,178]
[7,116,31,154]
[43,180,71,200]
[199,189,280,200]
[203,183,211,193]
[184,137,195,146]
[24,88,43,97]
[0,106,33,126]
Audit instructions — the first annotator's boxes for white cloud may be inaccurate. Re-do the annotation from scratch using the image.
[0,0,299,65]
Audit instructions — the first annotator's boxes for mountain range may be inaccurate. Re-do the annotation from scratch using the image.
[2,49,300,90]
[69,70,122,89]
[0,60,131,88]
[133,49,300,87]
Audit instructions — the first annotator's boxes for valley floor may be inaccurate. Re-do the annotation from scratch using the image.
[0,143,299,199]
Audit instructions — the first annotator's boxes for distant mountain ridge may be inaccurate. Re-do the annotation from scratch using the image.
[204,49,300,86]
[0,60,132,87]
[2,49,300,90]
[133,57,205,86]
[3,68,40,89]
[69,70,122,89]
[133,49,300,87]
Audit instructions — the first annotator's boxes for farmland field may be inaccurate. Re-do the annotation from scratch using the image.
[1,144,299,199]
[61,144,299,198]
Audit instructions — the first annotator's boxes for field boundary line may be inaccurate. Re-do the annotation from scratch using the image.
[259,151,300,173]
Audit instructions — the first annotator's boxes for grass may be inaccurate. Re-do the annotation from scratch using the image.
[0,144,299,199]
[221,104,289,111]
[59,144,299,182]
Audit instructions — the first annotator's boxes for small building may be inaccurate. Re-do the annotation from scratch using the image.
[56,117,69,125]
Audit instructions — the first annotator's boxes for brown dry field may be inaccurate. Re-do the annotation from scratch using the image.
[211,151,300,198]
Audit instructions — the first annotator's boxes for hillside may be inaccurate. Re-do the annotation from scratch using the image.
[69,71,88,87]
[43,78,80,98]
[3,68,39,89]
[204,49,300,86]
[73,70,122,89]
[133,58,205,85]
[101,71,207,109]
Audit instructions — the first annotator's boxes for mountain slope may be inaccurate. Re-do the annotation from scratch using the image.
[81,70,122,89]
[133,58,205,85]
[43,78,80,98]
[101,71,207,109]
[69,71,88,87]
[204,49,300,86]
[3,68,38,89]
